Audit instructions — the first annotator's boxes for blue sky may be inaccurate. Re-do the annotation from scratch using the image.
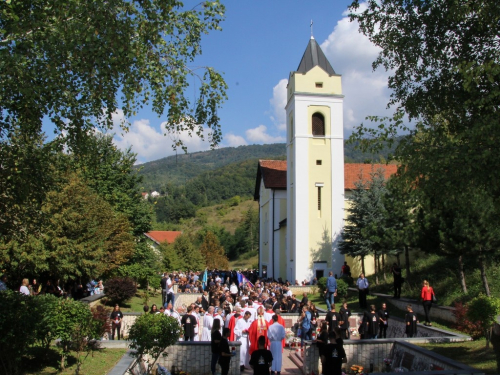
[107,1,393,164]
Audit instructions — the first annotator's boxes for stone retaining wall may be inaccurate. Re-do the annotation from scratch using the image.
[156,341,241,375]
[302,340,482,374]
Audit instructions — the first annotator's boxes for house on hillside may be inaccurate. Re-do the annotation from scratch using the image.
[254,36,397,283]
[144,231,182,251]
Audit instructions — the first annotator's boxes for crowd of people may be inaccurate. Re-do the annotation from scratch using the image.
[136,271,350,375]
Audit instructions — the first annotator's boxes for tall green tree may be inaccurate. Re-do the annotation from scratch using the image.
[69,133,152,236]
[199,231,229,270]
[162,233,204,271]
[0,0,227,147]
[339,170,388,276]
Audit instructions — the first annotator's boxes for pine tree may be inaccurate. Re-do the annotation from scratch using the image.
[199,231,229,270]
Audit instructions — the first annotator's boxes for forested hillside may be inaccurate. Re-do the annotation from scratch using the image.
[137,140,398,192]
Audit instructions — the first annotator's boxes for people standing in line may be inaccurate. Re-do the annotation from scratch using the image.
[316,321,329,375]
[210,318,222,375]
[323,331,346,375]
[249,335,273,375]
[356,274,369,309]
[202,306,215,341]
[324,271,338,311]
[160,272,168,307]
[298,305,312,347]
[405,304,418,338]
[267,315,286,375]
[339,302,351,340]
[234,311,252,371]
[391,263,403,299]
[181,305,196,341]
[19,278,30,295]
[218,328,232,375]
[378,303,389,339]
[421,280,436,326]
[325,304,341,334]
[166,274,175,307]
[110,304,123,340]
[363,305,379,339]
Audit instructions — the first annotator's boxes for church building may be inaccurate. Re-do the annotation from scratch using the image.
[254,37,396,283]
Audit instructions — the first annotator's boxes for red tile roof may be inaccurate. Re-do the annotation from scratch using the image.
[259,160,287,189]
[254,161,398,198]
[344,163,398,190]
[145,231,182,245]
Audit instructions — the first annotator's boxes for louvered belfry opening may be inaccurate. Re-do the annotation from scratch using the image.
[312,113,325,136]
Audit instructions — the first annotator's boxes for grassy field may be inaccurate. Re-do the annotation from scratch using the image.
[24,347,127,375]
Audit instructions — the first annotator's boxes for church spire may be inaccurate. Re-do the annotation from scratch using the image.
[296,38,336,76]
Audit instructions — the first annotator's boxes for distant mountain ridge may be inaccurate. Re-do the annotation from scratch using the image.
[136,141,397,192]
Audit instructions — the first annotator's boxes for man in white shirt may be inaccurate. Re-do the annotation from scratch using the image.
[166,274,175,308]
[244,300,257,322]
[234,311,252,372]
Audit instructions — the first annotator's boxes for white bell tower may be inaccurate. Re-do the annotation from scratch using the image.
[285,37,345,283]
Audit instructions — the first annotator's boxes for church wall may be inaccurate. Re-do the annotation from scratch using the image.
[292,66,342,96]
[258,180,271,278]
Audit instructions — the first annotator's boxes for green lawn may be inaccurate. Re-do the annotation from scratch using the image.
[117,292,164,313]
[24,347,127,375]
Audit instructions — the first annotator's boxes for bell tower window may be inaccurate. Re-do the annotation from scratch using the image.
[312,113,325,137]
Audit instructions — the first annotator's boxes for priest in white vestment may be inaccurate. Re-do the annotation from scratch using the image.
[201,306,214,341]
[234,311,252,370]
[267,315,286,373]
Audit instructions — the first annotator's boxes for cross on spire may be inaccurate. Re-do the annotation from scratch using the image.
[310,20,314,39]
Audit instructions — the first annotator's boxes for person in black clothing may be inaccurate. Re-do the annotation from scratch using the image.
[249,335,273,375]
[391,263,403,298]
[218,328,232,375]
[160,273,168,306]
[211,319,222,375]
[323,331,346,375]
[316,321,329,375]
[325,304,341,333]
[362,305,379,339]
[339,302,351,339]
[405,304,418,338]
[378,303,389,339]
[110,304,123,340]
[181,305,196,341]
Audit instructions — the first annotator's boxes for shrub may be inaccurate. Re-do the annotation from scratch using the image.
[104,277,137,304]
[129,313,181,374]
[466,294,500,347]
[317,277,348,298]
[452,302,483,339]
[91,305,112,338]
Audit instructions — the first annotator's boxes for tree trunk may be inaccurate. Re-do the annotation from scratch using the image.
[404,245,411,278]
[479,256,491,297]
[458,255,467,294]
[382,255,387,281]
[361,256,366,276]
[374,251,379,285]
[396,252,401,265]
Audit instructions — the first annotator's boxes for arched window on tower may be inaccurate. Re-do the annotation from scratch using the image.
[312,113,325,137]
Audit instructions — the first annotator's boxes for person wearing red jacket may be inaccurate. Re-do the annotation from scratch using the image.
[421,280,436,326]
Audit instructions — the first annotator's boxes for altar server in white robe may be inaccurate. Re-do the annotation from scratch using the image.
[234,311,252,370]
[201,306,214,341]
[267,314,286,373]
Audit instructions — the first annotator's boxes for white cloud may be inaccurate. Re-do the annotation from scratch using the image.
[223,133,248,147]
[245,125,285,144]
[112,118,211,164]
[269,79,288,131]
[320,4,393,132]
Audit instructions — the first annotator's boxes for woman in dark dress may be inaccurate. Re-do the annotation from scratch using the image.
[339,302,351,339]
